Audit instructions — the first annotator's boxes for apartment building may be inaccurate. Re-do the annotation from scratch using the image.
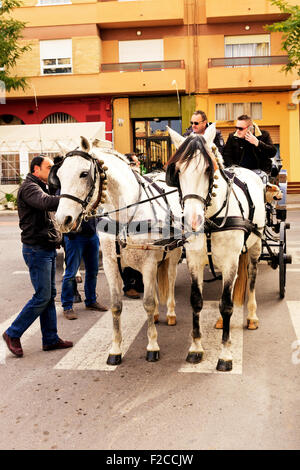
[1,0,299,190]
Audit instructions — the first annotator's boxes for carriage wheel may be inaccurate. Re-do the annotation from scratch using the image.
[279,221,287,299]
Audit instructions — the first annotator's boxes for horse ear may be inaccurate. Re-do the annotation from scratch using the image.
[92,138,113,149]
[80,136,90,152]
[203,123,216,148]
[167,126,185,149]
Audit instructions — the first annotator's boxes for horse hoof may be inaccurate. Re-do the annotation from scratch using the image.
[154,314,159,324]
[167,316,176,326]
[106,354,122,366]
[146,350,160,362]
[247,319,259,330]
[216,359,232,372]
[215,318,223,329]
[186,352,203,364]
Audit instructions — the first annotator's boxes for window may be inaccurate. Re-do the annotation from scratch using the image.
[37,0,71,5]
[41,112,77,124]
[0,153,20,184]
[215,102,262,121]
[119,40,164,63]
[40,39,72,75]
[225,35,270,67]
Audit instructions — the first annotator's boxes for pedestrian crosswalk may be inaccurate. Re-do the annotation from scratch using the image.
[1,299,299,374]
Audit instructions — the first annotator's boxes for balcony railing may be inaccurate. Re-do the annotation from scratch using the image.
[101,60,185,72]
[208,56,289,68]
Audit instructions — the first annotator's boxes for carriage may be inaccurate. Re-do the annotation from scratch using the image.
[260,166,292,298]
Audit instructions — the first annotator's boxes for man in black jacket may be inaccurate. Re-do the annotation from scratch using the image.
[223,114,277,173]
[2,155,73,357]
[183,110,225,155]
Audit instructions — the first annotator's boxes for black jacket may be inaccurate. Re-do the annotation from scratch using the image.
[183,122,225,155]
[223,128,277,173]
[17,173,61,249]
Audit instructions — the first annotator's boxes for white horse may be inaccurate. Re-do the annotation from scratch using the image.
[167,125,266,371]
[53,138,182,365]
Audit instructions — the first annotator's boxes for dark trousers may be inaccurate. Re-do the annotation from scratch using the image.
[122,267,144,293]
[61,233,99,310]
[6,244,59,346]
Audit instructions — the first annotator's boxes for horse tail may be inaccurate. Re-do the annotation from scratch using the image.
[157,258,169,305]
[233,252,249,306]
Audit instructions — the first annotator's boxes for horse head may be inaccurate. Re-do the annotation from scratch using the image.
[167,124,217,233]
[54,136,106,233]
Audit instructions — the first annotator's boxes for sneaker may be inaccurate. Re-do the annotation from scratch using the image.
[2,332,23,357]
[63,309,78,320]
[85,301,108,312]
[43,338,73,351]
[124,289,140,299]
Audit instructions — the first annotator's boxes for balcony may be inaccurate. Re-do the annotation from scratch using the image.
[207,56,297,92]
[6,63,186,98]
[98,0,184,28]
[101,60,185,72]
[205,0,297,23]
[13,0,184,28]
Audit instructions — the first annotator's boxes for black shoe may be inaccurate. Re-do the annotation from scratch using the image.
[43,338,73,351]
[85,302,108,312]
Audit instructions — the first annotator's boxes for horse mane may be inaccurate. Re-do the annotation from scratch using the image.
[168,134,216,176]
[94,147,131,165]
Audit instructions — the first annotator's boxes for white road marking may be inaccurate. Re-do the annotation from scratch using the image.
[55,300,244,374]
[287,301,300,340]
[179,302,243,375]
[55,300,146,371]
[12,271,29,275]
[0,304,63,364]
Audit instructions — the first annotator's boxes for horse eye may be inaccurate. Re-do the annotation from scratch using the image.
[80,171,89,178]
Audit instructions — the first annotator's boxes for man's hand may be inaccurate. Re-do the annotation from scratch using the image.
[245,131,259,147]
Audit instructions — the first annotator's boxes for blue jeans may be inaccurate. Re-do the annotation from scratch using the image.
[61,233,99,310]
[6,244,59,346]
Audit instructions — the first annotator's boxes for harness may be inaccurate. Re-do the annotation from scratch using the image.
[165,137,264,281]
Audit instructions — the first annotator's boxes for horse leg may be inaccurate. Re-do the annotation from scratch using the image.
[186,274,204,363]
[106,286,123,365]
[143,266,160,362]
[166,250,181,326]
[217,275,235,372]
[246,241,261,330]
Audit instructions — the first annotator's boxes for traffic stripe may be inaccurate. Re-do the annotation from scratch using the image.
[54,299,146,371]
[287,301,300,340]
[54,300,244,374]
[0,304,63,364]
[178,302,243,375]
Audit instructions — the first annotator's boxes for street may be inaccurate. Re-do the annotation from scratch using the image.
[0,208,300,451]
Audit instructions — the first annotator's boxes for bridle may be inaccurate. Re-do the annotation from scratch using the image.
[49,150,107,220]
[179,149,217,211]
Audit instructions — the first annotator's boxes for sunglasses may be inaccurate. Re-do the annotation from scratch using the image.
[235,126,248,131]
[190,120,205,125]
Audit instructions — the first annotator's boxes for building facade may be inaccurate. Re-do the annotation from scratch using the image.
[1,0,299,191]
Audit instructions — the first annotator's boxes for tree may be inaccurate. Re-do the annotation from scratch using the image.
[0,0,31,92]
[265,0,300,76]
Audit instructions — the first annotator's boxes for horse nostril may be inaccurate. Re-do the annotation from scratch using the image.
[64,216,73,228]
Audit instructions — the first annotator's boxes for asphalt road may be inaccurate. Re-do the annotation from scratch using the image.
[0,211,299,451]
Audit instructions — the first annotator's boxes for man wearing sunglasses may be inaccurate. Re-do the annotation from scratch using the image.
[184,110,224,155]
[223,114,277,173]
